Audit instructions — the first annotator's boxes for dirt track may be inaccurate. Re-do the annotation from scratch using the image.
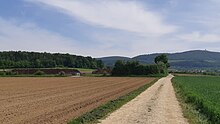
[100,75,188,124]
[0,77,154,124]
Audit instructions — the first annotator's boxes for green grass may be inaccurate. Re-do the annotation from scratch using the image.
[172,76,220,123]
[72,68,95,71]
[0,67,96,77]
[72,68,95,74]
[0,68,95,72]
[68,78,159,124]
[0,69,12,71]
[53,67,95,74]
[81,73,104,77]
[0,74,67,77]
[110,73,168,78]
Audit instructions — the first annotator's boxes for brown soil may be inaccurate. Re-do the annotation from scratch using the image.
[0,77,154,124]
[99,75,188,124]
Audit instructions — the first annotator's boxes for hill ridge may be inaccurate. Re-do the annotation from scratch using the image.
[99,50,220,70]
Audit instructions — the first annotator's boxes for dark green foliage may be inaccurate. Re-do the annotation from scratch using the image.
[111,60,167,76]
[154,54,167,64]
[34,70,45,75]
[154,54,170,68]
[0,71,5,75]
[0,71,17,76]
[0,51,104,69]
[172,76,220,123]
[58,71,66,76]
[5,71,11,75]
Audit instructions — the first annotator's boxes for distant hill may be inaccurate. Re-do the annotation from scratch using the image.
[98,50,220,70]
[98,56,131,67]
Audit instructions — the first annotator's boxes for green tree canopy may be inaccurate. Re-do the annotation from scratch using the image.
[154,54,170,68]
[0,51,104,69]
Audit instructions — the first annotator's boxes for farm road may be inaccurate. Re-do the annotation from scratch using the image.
[99,74,188,124]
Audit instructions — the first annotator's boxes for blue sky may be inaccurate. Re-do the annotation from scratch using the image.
[0,0,220,57]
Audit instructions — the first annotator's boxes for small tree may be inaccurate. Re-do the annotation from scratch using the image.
[34,70,45,75]
[112,60,126,76]
[154,54,170,68]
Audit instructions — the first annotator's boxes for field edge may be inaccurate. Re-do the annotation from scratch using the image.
[172,76,209,124]
[68,78,159,124]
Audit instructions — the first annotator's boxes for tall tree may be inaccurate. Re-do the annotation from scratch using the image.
[154,54,170,68]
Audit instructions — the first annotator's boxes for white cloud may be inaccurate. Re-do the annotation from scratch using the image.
[26,0,177,36]
[0,17,138,57]
[177,32,220,43]
[89,30,190,57]
[0,18,79,54]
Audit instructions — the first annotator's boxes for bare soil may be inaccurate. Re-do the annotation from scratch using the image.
[0,77,154,124]
[99,75,188,124]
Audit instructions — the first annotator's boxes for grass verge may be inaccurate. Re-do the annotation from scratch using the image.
[0,74,67,77]
[172,77,209,124]
[110,73,168,78]
[68,78,159,124]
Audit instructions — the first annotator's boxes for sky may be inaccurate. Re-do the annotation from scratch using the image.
[0,0,220,57]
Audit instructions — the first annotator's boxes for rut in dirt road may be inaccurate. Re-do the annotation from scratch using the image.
[99,74,188,124]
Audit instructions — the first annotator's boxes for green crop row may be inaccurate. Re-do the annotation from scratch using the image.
[172,76,220,123]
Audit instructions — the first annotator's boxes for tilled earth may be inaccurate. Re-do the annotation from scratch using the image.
[0,77,154,124]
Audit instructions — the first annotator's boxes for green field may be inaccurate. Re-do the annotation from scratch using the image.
[172,76,220,123]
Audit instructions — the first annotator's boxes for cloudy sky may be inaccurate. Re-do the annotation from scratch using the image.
[0,0,220,57]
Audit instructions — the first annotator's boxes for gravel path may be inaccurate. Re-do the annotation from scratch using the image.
[99,74,188,124]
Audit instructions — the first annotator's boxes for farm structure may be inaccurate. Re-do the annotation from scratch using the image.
[0,77,154,124]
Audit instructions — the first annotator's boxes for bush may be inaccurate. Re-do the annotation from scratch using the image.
[58,71,66,76]
[0,71,5,76]
[34,70,45,75]
[5,71,18,75]
[111,60,167,76]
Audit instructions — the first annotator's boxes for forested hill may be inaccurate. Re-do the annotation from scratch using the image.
[0,51,104,69]
[98,56,131,67]
[99,50,220,70]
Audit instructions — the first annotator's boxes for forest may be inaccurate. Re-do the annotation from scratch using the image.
[0,51,104,69]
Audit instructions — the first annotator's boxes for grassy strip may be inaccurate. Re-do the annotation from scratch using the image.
[172,77,209,124]
[68,78,159,124]
[81,73,167,78]
[81,74,104,77]
[109,73,168,78]
[0,74,67,77]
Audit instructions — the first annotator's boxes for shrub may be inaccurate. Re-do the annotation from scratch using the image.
[0,71,5,76]
[58,71,66,76]
[34,70,45,75]
[5,71,17,75]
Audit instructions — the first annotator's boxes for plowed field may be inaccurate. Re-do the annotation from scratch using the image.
[0,77,154,124]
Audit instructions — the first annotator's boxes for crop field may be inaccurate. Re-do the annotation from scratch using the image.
[0,77,154,124]
[172,76,220,123]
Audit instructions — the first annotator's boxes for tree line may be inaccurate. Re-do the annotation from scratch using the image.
[0,51,104,69]
[112,54,169,76]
